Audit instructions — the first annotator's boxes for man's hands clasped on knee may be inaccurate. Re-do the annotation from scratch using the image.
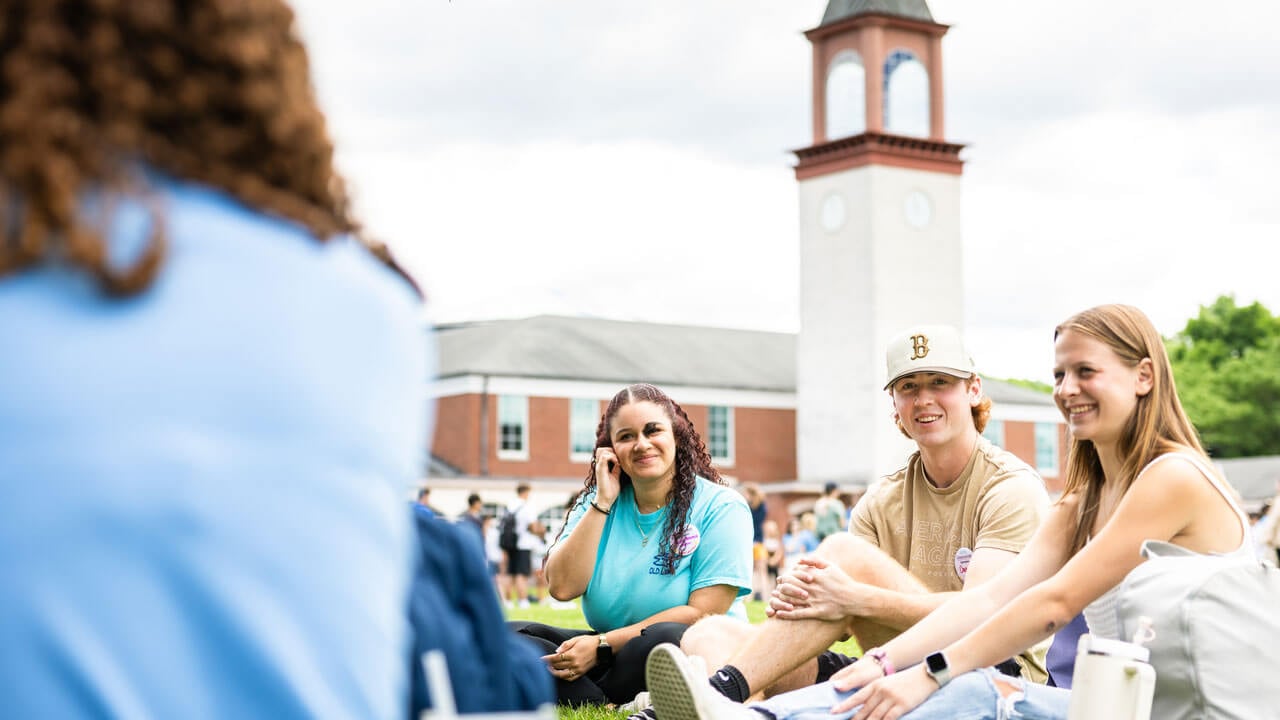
[765,557,868,621]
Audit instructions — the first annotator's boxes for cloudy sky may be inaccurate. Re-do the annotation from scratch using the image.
[291,0,1280,384]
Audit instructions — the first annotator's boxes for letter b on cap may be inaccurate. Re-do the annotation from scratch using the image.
[910,334,930,360]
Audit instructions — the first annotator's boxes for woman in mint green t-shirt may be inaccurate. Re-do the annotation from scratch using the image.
[510,383,754,706]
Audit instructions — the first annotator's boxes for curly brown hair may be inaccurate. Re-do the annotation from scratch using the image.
[0,0,389,296]
[556,383,725,575]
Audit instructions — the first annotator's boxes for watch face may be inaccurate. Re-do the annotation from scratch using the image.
[904,189,933,229]
[926,652,947,673]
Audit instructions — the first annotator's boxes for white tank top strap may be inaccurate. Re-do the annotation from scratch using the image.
[1137,452,1251,554]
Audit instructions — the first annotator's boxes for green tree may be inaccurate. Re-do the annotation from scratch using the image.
[1169,296,1280,457]
[1001,377,1053,394]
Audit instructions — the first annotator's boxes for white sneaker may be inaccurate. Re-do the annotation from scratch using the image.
[646,644,763,720]
[619,691,651,713]
[517,599,531,609]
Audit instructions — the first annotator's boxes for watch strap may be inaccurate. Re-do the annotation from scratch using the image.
[595,634,613,663]
[924,651,951,687]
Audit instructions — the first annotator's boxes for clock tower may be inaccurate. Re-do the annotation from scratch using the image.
[794,0,966,488]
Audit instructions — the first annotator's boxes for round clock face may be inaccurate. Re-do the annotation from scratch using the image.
[820,192,847,233]
[904,189,933,229]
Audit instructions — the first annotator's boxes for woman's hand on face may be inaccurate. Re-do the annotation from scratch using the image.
[835,664,938,719]
[541,634,599,682]
[593,447,622,506]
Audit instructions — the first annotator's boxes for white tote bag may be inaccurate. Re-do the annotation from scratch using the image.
[1114,540,1280,720]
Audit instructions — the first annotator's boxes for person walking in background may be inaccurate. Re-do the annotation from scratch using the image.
[510,383,753,708]
[0,1,429,715]
[742,484,769,601]
[459,492,485,547]
[761,520,785,600]
[782,518,817,574]
[416,486,440,519]
[813,482,847,542]
[506,483,545,609]
[483,515,507,598]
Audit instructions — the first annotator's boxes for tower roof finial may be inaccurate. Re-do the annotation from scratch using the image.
[821,0,934,26]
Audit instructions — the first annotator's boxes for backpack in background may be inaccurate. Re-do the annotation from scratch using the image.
[498,506,520,552]
[1116,540,1280,720]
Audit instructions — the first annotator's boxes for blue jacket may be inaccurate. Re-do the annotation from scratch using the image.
[408,510,554,714]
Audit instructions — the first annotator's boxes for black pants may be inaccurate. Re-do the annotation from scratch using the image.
[508,620,687,706]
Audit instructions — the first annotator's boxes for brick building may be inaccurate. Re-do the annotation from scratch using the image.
[422,314,1066,525]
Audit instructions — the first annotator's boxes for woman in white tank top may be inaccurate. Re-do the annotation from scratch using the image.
[816,304,1253,718]
[669,305,1254,720]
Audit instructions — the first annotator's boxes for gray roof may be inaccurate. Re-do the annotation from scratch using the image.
[983,380,1056,406]
[1214,455,1280,505]
[822,0,934,26]
[435,315,795,392]
[433,314,1053,406]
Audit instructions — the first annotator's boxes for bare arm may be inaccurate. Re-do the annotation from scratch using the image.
[934,458,1232,678]
[544,447,621,599]
[837,458,1229,716]
[542,501,607,600]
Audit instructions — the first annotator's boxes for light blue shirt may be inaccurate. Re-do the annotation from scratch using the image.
[0,174,429,718]
[558,478,753,631]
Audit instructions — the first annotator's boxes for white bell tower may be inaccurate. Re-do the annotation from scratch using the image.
[795,0,965,488]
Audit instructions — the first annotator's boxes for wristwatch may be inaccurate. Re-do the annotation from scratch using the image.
[924,651,951,687]
[595,634,613,664]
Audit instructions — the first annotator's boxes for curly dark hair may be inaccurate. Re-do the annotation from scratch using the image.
[555,383,724,575]
[0,0,408,295]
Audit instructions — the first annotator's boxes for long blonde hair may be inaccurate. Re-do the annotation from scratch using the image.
[1056,304,1205,554]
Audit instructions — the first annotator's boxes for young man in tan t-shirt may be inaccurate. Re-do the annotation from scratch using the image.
[638,326,1050,716]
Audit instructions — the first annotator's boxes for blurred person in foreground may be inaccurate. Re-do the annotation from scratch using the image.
[0,1,429,716]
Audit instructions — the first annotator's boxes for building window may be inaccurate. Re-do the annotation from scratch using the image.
[497,395,528,461]
[708,406,734,465]
[1035,422,1059,475]
[982,419,1005,448]
[570,398,599,462]
[826,50,866,139]
[883,48,929,137]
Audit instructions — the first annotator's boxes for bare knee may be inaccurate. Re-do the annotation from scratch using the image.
[815,533,921,591]
[992,675,1022,699]
[814,532,873,558]
[681,614,755,658]
[814,534,877,576]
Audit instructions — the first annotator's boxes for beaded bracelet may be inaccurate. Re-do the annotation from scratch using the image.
[865,647,895,676]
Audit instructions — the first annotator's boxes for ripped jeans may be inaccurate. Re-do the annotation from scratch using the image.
[753,668,1070,720]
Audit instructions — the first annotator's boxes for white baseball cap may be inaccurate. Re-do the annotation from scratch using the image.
[884,325,976,390]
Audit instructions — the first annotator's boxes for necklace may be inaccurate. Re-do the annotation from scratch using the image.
[633,502,663,547]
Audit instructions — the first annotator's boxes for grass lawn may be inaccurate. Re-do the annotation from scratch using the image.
[506,600,861,720]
